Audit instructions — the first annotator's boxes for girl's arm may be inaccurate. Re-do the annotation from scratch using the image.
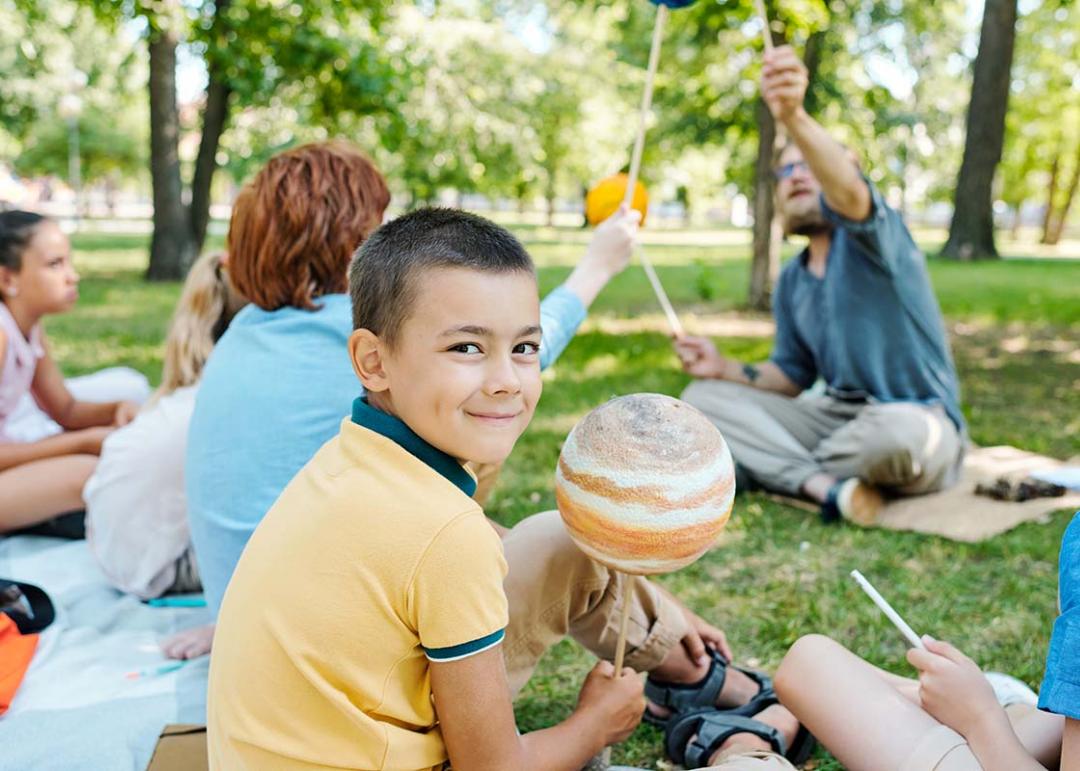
[1063,718,1080,771]
[0,427,109,470]
[29,338,136,430]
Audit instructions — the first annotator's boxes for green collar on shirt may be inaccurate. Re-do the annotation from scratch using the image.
[351,396,477,498]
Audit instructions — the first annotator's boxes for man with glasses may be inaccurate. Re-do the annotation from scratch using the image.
[674,45,964,525]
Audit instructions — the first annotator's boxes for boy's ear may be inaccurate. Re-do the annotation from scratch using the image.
[348,328,390,392]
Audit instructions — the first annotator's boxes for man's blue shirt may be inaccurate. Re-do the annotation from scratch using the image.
[768,182,964,431]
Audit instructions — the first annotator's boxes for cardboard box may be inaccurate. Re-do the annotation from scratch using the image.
[146,724,208,771]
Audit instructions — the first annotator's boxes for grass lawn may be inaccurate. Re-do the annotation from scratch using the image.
[56,229,1079,769]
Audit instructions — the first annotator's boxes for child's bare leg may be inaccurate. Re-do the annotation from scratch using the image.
[161,624,215,660]
[775,634,951,771]
[0,455,96,532]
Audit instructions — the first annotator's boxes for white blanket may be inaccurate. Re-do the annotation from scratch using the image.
[0,535,210,770]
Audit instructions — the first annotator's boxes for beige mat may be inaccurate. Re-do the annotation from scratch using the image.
[767,446,1080,542]
[873,446,1080,541]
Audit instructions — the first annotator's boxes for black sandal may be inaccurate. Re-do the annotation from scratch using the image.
[644,648,776,728]
[664,707,816,768]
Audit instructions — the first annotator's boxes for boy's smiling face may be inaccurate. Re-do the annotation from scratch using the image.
[353,266,542,466]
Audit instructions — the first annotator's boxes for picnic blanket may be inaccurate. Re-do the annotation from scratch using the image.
[0,535,210,771]
[768,446,1080,542]
[875,446,1080,541]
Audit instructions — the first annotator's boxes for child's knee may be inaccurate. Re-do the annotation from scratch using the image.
[507,510,608,582]
[776,634,837,699]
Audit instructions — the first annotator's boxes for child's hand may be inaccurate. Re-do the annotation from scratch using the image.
[906,636,1004,740]
[112,401,139,427]
[679,608,733,664]
[574,660,645,746]
[75,426,113,455]
[583,205,642,281]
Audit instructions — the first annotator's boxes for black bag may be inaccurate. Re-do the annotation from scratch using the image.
[0,579,55,634]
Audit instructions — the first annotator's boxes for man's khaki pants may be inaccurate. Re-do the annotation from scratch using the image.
[681,380,963,498]
[500,510,690,695]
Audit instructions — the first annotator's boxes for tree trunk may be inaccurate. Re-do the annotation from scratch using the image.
[749,98,780,311]
[1040,149,1061,244]
[545,166,556,227]
[189,0,232,252]
[1045,142,1080,245]
[941,0,1018,260]
[146,26,195,281]
[190,75,231,251]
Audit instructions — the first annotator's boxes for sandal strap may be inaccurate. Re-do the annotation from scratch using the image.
[678,711,789,768]
[645,648,729,714]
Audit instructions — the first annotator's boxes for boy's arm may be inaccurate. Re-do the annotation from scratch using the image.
[432,648,644,771]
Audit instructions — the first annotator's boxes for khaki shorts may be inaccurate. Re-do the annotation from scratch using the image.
[900,703,1036,771]
[699,749,797,770]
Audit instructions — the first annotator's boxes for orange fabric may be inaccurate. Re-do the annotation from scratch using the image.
[0,613,38,715]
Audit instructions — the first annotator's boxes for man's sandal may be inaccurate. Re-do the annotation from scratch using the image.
[644,648,776,728]
[664,708,816,768]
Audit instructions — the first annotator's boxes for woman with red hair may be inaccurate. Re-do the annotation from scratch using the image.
[175,141,638,659]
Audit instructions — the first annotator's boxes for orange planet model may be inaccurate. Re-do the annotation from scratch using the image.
[585,173,649,226]
[555,393,735,575]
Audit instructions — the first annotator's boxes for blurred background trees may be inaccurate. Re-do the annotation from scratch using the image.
[1,0,1076,294]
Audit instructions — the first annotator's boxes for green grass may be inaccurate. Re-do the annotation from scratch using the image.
[58,228,1079,769]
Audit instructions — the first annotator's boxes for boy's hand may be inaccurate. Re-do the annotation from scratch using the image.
[574,660,646,746]
[584,205,642,281]
[907,636,1004,740]
[679,608,733,664]
[112,400,140,427]
[674,335,733,380]
[761,45,809,124]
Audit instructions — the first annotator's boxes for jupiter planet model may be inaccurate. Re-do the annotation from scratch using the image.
[555,393,736,575]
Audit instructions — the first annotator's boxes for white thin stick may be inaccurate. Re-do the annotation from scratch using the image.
[850,570,925,650]
[755,0,774,52]
[639,247,685,338]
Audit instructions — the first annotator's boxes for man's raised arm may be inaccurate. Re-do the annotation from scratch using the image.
[762,45,871,222]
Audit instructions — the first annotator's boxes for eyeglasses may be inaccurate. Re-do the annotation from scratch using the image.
[774,160,809,180]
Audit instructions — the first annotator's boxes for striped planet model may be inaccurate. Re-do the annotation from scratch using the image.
[555,393,735,575]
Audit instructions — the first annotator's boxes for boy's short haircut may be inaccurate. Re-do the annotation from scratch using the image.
[348,208,535,345]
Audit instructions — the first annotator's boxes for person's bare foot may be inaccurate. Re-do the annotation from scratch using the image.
[161,623,215,660]
[694,704,800,764]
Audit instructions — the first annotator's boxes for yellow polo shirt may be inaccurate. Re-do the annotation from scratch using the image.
[207,397,509,770]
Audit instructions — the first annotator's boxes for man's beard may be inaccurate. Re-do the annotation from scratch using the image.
[781,198,832,237]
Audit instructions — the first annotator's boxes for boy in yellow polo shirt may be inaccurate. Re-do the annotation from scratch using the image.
[207,208,805,770]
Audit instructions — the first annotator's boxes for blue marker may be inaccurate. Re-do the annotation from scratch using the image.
[147,596,207,608]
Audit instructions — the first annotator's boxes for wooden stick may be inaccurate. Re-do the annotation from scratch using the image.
[639,248,685,338]
[600,586,635,766]
[621,3,685,339]
[755,0,774,52]
[612,586,634,673]
[622,3,668,208]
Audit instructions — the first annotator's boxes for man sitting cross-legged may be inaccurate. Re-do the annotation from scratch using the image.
[676,45,965,525]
